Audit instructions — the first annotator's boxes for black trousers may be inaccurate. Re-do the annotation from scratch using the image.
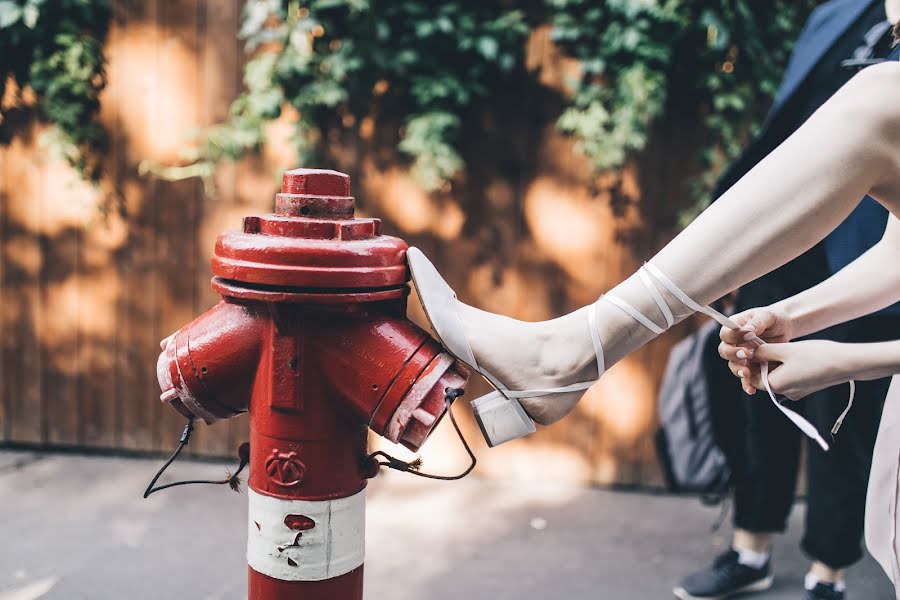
[729,261,897,568]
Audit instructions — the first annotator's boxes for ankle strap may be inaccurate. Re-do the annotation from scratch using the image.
[602,262,849,452]
[602,267,676,335]
[587,302,606,377]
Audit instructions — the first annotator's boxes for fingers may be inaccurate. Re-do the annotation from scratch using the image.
[719,321,759,345]
[719,309,778,344]
[727,359,760,381]
[741,311,777,335]
[720,339,791,396]
[718,341,755,363]
[745,360,798,400]
[741,380,758,395]
[719,323,751,345]
[746,368,765,392]
[750,343,786,363]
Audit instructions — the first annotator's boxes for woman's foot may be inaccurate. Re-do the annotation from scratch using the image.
[409,248,683,428]
[453,302,600,425]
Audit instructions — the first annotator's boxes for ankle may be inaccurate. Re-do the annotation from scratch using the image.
[591,299,658,368]
[531,308,601,380]
[733,530,773,555]
[805,572,846,592]
[807,562,845,585]
[596,269,695,368]
[733,546,770,570]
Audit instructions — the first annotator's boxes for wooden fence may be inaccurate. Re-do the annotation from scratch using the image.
[0,0,710,487]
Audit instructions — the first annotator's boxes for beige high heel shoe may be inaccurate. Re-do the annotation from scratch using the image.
[408,248,842,450]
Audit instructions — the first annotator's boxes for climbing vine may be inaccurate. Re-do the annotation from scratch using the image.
[2,0,816,217]
[146,0,530,192]
[0,0,110,182]
[547,0,816,217]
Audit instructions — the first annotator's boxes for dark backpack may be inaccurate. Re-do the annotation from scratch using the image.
[654,319,742,499]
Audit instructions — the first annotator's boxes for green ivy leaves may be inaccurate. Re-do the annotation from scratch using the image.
[149,0,530,192]
[0,0,110,182]
[4,0,815,218]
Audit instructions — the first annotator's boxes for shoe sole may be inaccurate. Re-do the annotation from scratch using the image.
[407,248,535,446]
[672,575,774,600]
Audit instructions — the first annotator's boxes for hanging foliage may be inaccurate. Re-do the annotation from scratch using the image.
[546,0,816,217]
[3,0,816,217]
[143,0,530,192]
[0,0,110,182]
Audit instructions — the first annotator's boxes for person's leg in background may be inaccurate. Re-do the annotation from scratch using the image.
[673,362,803,600]
[675,277,805,600]
[800,315,892,596]
[731,381,804,563]
[676,314,893,600]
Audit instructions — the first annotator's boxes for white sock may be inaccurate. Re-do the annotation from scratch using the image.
[735,547,770,570]
[805,572,846,592]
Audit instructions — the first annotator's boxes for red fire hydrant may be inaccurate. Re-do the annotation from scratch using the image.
[155,168,469,599]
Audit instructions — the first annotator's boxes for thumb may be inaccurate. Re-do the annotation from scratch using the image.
[752,343,787,363]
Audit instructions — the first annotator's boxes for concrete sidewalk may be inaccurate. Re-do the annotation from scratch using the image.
[0,450,893,600]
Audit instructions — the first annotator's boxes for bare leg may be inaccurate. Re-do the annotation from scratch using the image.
[808,561,845,586]
[456,64,900,424]
[733,530,773,555]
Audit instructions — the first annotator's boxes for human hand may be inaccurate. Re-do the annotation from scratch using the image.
[718,306,794,394]
[723,340,852,401]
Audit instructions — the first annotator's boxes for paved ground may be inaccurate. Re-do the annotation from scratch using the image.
[0,450,893,600]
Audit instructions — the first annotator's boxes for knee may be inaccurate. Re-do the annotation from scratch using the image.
[844,62,900,133]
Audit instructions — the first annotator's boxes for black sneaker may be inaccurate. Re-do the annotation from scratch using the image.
[806,582,844,600]
[674,550,774,599]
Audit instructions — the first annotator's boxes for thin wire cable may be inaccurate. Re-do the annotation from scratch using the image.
[367,387,476,481]
[143,420,250,498]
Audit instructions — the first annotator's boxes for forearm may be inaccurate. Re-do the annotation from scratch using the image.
[838,339,900,382]
[649,64,900,307]
[774,225,900,337]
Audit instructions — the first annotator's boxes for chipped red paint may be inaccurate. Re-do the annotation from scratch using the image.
[156,168,468,600]
[283,514,316,531]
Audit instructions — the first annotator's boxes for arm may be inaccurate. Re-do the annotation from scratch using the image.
[728,338,900,401]
[718,214,900,397]
[718,213,900,352]
[775,214,900,338]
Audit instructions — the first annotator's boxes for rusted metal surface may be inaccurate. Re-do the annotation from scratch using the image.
[155,168,469,600]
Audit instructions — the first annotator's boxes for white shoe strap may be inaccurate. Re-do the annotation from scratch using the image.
[603,295,667,334]
[587,302,606,377]
[602,268,676,335]
[640,261,851,451]
[504,379,597,399]
[639,267,675,328]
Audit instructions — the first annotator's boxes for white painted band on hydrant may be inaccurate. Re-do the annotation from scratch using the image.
[247,488,366,582]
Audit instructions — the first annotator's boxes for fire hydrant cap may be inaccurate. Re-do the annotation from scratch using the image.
[211,169,409,298]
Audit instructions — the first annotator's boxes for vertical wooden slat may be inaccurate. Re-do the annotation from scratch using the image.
[222,11,251,462]
[78,20,124,451]
[153,0,203,451]
[39,156,81,446]
[188,0,245,457]
[3,135,46,444]
[116,0,160,451]
[0,144,6,442]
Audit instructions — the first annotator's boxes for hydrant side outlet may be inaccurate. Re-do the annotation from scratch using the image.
[155,168,469,600]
